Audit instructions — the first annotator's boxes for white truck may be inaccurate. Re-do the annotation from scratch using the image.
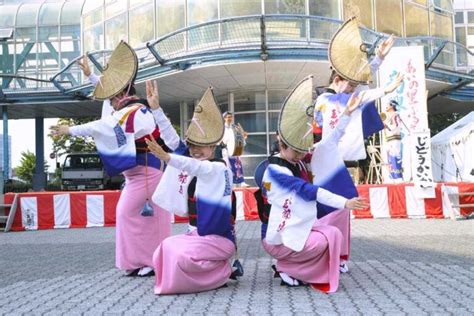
[60,153,123,191]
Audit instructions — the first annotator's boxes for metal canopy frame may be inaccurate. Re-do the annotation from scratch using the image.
[1,14,473,105]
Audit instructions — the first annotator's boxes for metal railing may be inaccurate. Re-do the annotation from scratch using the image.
[1,14,472,100]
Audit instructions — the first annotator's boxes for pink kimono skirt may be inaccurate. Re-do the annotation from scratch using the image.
[316,209,350,260]
[115,166,172,270]
[153,230,236,295]
[263,222,342,293]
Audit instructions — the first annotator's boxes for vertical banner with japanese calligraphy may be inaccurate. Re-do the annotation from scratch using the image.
[378,46,434,196]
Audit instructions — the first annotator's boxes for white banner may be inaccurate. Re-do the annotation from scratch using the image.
[378,46,430,185]
[411,131,435,198]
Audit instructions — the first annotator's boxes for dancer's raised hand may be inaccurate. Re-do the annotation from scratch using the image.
[146,80,160,110]
[77,55,91,77]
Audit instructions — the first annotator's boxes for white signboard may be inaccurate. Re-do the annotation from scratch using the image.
[378,46,434,194]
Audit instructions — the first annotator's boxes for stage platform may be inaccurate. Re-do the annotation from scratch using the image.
[4,182,473,231]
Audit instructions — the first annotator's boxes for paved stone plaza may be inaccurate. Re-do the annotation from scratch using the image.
[0,219,473,315]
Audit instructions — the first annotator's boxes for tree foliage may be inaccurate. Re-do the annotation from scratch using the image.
[14,151,49,184]
[49,117,98,158]
[428,112,467,136]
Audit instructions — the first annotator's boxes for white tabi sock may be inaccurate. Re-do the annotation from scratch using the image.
[279,272,299,286]
[138,266,154,276]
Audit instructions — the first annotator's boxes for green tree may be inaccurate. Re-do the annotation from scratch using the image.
[49,117,98,159]
[429,112,467,136]
[14,151,49,184]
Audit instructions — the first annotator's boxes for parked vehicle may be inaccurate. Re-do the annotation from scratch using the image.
[60,153,123,191]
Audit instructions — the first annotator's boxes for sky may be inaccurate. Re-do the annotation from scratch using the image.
[1,119,59,173]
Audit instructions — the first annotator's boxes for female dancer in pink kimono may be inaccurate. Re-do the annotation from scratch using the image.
[260,76,368,293]
[52,41,180,277]
[147,87,237,294]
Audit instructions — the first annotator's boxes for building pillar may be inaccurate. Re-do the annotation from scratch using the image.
[179,101,188,140]
[2,106,9,181]
[32,117,46,191]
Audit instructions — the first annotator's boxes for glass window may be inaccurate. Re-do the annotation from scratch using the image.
[16,3,41,27]
[468,12,474,24]
[468,27,474,35]
[242,156,267,181]
[405,4,429,37]
[39,3,61,26]
[455,27,466,46]
[61,25,81,41]
[454,12,464,24]
[105,0,126,19]
[309,0,340,40]
[83,24,104,52]
[15,27,36,42]
[83,8,103,29]
[61,1,85,25]
[130,0,153,8]
[375,0,402,36]
[309,0,339,18]
[0,5,19,28]
[410,0,427,5]
[268,111,279,132]
[156,0,185,37]
[187,0,218,47]
[188,0,218,25]
[264,0,305,14]
[243,135,268,155]
[105,14,127,49]
[267,90,290,110]
[431,0,453,13]
[129,4,154,47]
[430,12,453,40]
[221,0,261,17]
[233,91,266,111]
[343,0,373,29]
[38,26,59,42]
[234,112,267,133]
[83,0,103,15]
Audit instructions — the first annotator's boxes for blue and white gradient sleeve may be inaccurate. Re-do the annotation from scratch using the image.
[152,108,180,151]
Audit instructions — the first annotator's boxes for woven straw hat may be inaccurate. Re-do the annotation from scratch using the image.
[92,41,138,100]
[186,87,224,146]
[329,16,372,84]
[278,76,314,153]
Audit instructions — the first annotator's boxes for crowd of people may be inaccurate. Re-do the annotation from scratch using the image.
[50,17,403,295]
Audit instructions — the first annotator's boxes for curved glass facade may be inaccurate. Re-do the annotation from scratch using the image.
[0,1,85,89]
[81,0,454,52]
[79,0,457,184]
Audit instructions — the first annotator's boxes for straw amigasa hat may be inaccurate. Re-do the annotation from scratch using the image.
[186,87,224,146]
[278,76,314,153]
[328,16,372,84]
[92,41,138,100]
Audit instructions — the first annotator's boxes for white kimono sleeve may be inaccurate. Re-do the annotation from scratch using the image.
[152,108,180,151]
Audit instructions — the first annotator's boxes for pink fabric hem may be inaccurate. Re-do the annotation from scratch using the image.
[116,166,171,270]
[153,230,236,295]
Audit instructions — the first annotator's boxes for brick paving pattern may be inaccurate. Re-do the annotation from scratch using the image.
[1,219,473,315]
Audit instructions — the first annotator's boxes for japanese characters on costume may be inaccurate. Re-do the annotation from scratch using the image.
[312,17,385,263]
[314,16,385,161]
[69,41,180,273]
[151,87,237,295]
[260,76,357,293]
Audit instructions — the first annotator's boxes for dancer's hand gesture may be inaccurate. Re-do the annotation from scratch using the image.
[377,35,395,59]
[345,197,368,210]
[146,80,160,110]
[146,136,170,162]
[50,125,70,137]
[384,72,404,94]
[77,55,91,77]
